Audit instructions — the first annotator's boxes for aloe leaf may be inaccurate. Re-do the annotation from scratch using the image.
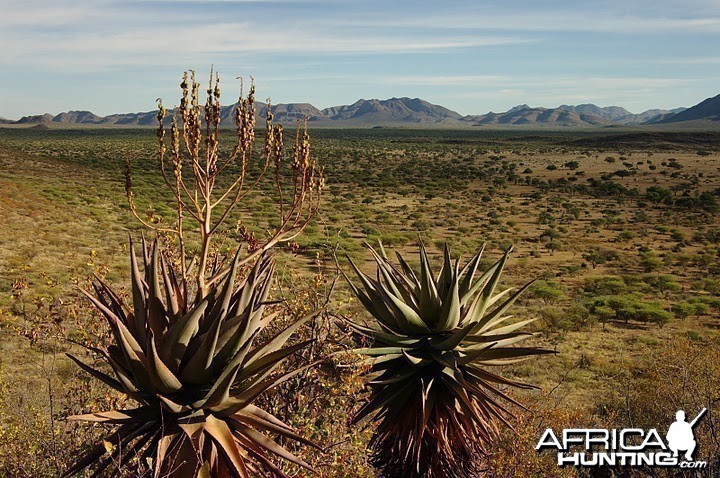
[464,329,533,344]
[146,331,183,393]
[463,333,532,349]
[435,267,460,332]
[61,423,136,478]
[417,242,441,321]
[368,245,417,309]
[105,351,142,397]
[216,360,321,416]
[160,299,208,367]
[161,254,180,318]
[235,340,315,390]
[204,414,250,477]
[66,353,124,391]
[436,243,453,298]
[472,247,513,316]
[346,255,401,330]
[211,247,243,321]
[236,423,316,472]
[129,236,148,343]
[233,412,317,449]
[181,302,226,384]
[457,341,498,365]
[145,239,167,337]
[458,244,485,297]
[378,285,430,334]
[401,350,432,367]
[98,307,153,391]
[478,346,554,361]
[158,394,190,413]
[353,379,416,424]
[460,256,502,308]
[371,367,419,385]
[484,318,538,336]
[346,320,419,347]
[355,346,406,357]
[195,361,243,409]
[240,313,315,369]
[395,250,421,291]
[68,407,156,424]
[242,404,293,432]
[429,319,476,351]
[472,279,534,334]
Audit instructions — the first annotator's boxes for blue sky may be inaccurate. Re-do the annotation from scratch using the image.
[1,0,719,119]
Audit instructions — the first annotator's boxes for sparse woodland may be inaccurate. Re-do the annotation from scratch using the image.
[0,73,719,477]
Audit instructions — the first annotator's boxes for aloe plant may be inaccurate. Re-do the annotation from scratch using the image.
[343,242,553,478]
[64,238,319,477]
[64,70,324,476]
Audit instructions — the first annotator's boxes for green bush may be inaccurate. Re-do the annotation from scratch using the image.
[642,274,681,294]
[587,294,674,326]
[672,300,711,319]
[529,280,563,303]
[639,252,662,272]
[583,275,626,295]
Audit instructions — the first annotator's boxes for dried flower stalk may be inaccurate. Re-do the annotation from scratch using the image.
[125,68,324,297]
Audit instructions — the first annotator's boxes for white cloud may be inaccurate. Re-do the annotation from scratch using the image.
[341,11,720,34]
[0,18,532,71]
[0,1,121,27]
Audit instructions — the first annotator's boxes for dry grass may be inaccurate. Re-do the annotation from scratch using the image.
[0,126,718,476]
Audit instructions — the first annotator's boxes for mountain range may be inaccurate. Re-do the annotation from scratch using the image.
[5,94,720,128]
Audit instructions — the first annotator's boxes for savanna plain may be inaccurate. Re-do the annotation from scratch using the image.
[0,126,719,477]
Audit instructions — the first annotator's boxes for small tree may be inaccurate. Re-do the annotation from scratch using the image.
[530,280,564,303]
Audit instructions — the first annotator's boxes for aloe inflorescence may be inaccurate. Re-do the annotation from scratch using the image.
[343,242,553,478]
[65,238,319,477]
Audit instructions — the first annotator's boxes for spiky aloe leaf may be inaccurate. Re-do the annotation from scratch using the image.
[344,242,554,478]
[65,238,320,477]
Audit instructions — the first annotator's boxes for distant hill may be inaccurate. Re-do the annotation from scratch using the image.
[318,98,463,125]
[4,97,706,128]
[557,104,686,125]
[615,108,686,125]
[462,107,612,127]
[506,104,531,113]
[53,111,104,124]
[656,94,720,124]
[558,104,632,122]
[16,113,54,124]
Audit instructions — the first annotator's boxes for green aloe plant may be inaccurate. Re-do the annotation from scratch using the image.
[65,238,319,477]
[343,242,553,478]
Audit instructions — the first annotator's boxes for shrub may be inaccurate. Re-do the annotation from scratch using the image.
[672,300,710,319]
[529,280,564,303]
[583,275,626,295]
[639,252,662,273]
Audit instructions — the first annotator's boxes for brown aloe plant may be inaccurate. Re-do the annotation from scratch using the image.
[343,242,554,478]
[64,69,324,477]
